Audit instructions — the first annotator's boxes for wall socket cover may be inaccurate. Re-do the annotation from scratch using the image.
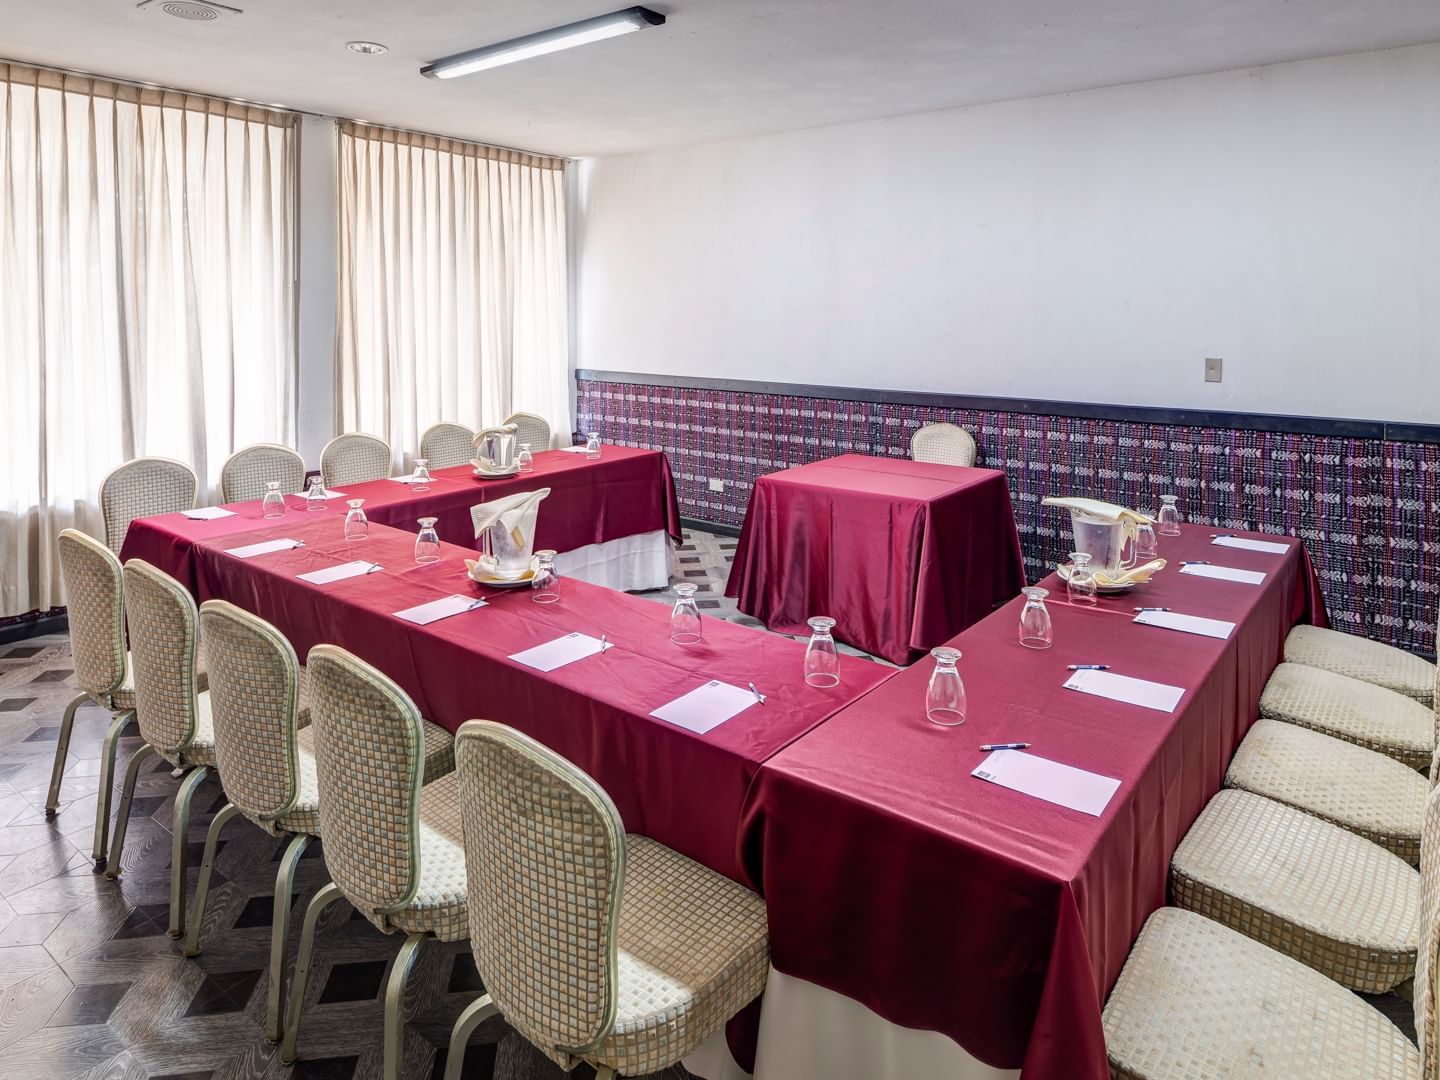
[708,478,725,492]
[1204,357,1223,383]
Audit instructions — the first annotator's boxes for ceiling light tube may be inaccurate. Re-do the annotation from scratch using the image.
[421,6,666,80]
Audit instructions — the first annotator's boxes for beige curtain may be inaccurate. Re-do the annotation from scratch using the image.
[0,63,297,617]
[336,122,570,463]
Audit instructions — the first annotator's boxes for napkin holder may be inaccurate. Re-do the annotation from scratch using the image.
[1043,496,1155,576]
[472,424,520,477]
[469,487,550,581]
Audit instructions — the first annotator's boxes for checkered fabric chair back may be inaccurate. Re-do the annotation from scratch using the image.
[121,559,203,759]
[220,444,306,504]
[910,422,978,467]
[100,456,198,552]
[419,422,477,470]
[319,432,392,488]
[502,412,551,452]
[455,721,624,1060]
[1416,784,1440,1078]
[306,645,423,918]
[199,601,303,823]
[58,529,128,700]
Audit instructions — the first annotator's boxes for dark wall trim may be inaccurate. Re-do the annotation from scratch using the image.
[679,515,742,539]
[577,369,1440,444]
[0,612,68,647]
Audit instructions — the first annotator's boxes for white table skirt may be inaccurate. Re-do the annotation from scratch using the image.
[553,529,675,592]
[684,967,1019,1080]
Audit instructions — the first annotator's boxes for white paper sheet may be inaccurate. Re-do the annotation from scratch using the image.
[508,632,612,673]
[1180,563,1267,586]
[1133,610,1235,640]
[388,473,444,485]
[225,538,303,559]
[297,560,381,585]
[392,594,487,625]
[972,749,1121,817]
[1212,535,1289,555]
[650,680,756,734]
[556,445,591,454]
[181,506,235,520]
[310,488,348,500]
[1064,669,1185,713]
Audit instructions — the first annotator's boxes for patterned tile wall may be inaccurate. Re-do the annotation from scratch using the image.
[577,378,1440,656]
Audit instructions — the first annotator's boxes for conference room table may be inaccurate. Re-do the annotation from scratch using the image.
[726,454,1026,665]
[738,524,1326,1080]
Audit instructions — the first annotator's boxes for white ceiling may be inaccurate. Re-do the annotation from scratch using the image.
[3,0,1438,157]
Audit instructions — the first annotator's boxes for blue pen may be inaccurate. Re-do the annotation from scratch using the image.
[980,742,1031,752]
[1067,664,1109,671]
[1183,560,1210,566]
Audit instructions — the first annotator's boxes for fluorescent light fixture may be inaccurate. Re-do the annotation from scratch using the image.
[421,6,666,80]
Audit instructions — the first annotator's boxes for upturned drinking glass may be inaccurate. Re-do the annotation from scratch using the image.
[344,499,369,542]
[926,647,967,726]
[670,582,702,644]
[262,481,286,519]
[1157,494,1182,536]
[1134,521,1159,560]
[414,517,441,563]
[803,616,841,687]
[585,432,602,458]
[517,443,534,473]
[1067,551,1098,606]
[531,550,559,603]
[1018,587,1053,649]
[412,458,432,493]
[305,475,328,511]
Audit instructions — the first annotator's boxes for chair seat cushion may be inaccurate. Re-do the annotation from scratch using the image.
[382,771,468,942]
[1171,789,1419,992]
[1285,625,1436,708]
[1103,908,1419,1080]
[592,836,769,1077]
[167,690,217,769]
[1225,719,1426,863]
[1261,663,1434,769]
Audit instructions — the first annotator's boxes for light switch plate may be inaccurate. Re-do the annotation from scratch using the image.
[1204,357,1223,383]
[708,478,725,493]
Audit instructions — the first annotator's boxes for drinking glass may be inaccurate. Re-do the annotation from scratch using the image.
[1018,587,1053,649]
[585,432,602,459]
[1067,551,1098,606]
[926,647,967,726]
[803,616,841,687]
[344,499,368,542]
[531,550,559,603]
[262,481,286,519]
[1134,521,1159,560]
[1157,495,1182,536]
[670,582,702,644]
[414,517,441,563]
[517,443,534,473]
[412,458,432,493]
[305,475,328,511]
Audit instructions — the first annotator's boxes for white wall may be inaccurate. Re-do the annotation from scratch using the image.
[576,44,1440,424]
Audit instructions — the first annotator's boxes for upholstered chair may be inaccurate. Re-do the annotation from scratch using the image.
[51,529,137,869]
[502,411,551,452]
[220,443,306,503]
[1258,662,1433,770]
[909,422,977,467]
[1284,619,1437,709]
[318,432,392,488]
[419,422,477,470]
[443,721,769,1080]
[1169,788,1418,993]
[100,456,198,552]
[105,560,214,938]
[280,645,465,1080]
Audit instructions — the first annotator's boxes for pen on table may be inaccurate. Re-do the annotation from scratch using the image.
[1134,606,1170,612]
[1067,664,1109,671]
[980,742,1031,752]
[1210,534,1232,539]
[1182,560,1210,566]
[600,633,608,652]
[365,563,383,574]
[748,681,766,706]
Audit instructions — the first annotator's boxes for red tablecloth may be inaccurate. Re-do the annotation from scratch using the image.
[739,525,1326,1078]
[122,512,893,886]
[725,455,1026,664]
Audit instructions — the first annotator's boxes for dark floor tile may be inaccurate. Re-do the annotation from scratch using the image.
[682,570,706,578]
[447,951,485,994]
[150,1072,215,1080]
[696,600,722,609]
[318,959,389,1004]
[231,894,275,929]
[23,726,59,742]
[0,698,35,711]
[431,1041,496,1080]
[112,904,173,940]
[46,981,132,1027]
[3,647,42,659]
[678,557,700,564]
[29,669,73,683]
[289,1056,359,1080]
[183,969,263,1017]
[125,796,168,819]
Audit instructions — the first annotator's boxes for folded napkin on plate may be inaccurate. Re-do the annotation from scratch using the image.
[1091,558,1167,588]
[1041,496,1155,526]
[469,488,551,580]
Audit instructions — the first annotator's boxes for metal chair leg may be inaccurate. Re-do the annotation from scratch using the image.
[383,933,427,1080]
[104,742,157,879]
[167,765,210,937]
[90,709,134,868]
[280,881,344,1064]
[594,1067,617,1080]
[183,801,240,957]
[45,692,87,816]
[443,993,498,1080]
[265,832,312,1042]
